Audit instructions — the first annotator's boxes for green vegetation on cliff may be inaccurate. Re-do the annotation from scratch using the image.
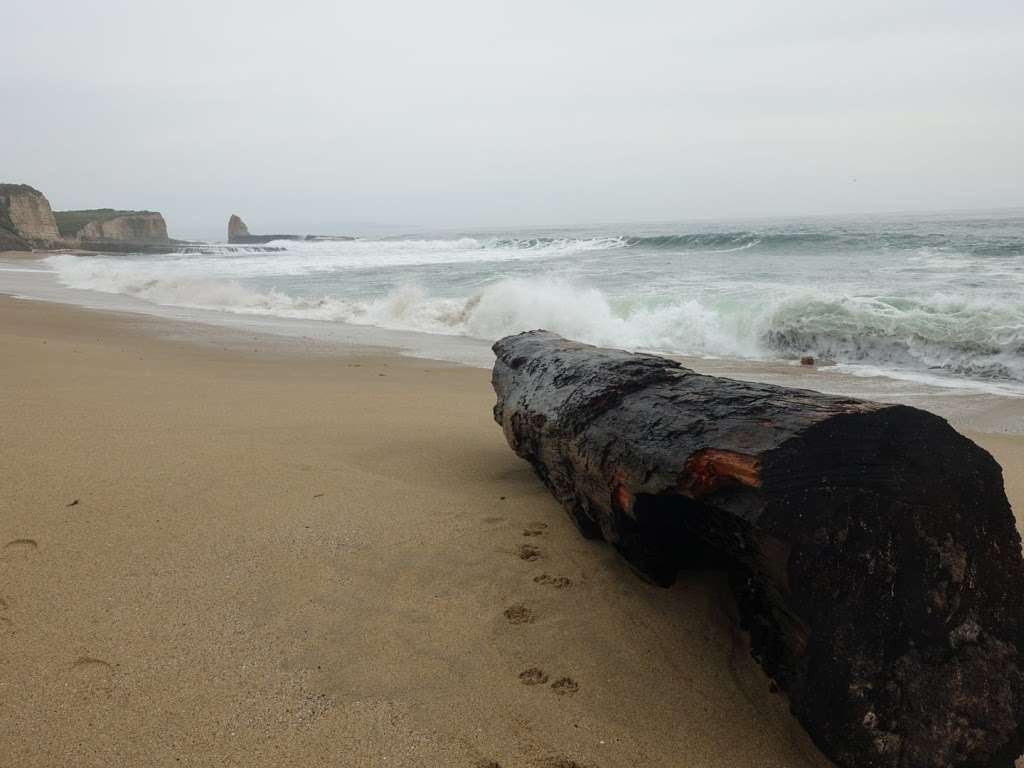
[55,208,157,239]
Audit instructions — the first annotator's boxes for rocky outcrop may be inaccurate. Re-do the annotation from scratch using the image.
[0,184,61,248]
[228,214,250,241]
[227,214,309,244]
[0,183,180,253]
[55,209,170,245]
[0,226,30,252]
[81,212,168,243]
[52,209,176,252]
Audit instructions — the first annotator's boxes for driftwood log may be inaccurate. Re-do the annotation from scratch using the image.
[492,330,1024,768]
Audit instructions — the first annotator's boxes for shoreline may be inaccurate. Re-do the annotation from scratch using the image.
[3,254,1023,437]
[1,293,1020,767]
[0,295,833,767]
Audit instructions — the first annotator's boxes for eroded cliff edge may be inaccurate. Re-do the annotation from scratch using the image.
[0,184,61,249]
[55,209,172,251]
[0,181,178,253]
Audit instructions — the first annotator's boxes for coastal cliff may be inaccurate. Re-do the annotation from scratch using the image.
[0,226,30,252]
[56,209,170,244]
[0,184,61,249]
[0,182,178,253]
[55,209,175,252]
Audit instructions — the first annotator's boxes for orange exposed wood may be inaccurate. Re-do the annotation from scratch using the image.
[682,449,761,498]
[613,482,634,513]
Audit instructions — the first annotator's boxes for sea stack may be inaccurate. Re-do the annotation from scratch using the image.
[228,214,250,243]
[226,214,307,244]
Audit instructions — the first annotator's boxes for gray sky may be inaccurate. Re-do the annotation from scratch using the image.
[2,0,1022,239]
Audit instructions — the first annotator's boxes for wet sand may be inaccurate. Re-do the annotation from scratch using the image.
[1,295,1021,767]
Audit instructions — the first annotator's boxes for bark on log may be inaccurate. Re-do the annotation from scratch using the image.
[492,330,1024,768]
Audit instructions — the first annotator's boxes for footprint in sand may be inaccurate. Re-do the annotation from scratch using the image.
[540,758,594,768]
[474,761,502,768]
[518,667,549,686]
[550,677,579,696]
[0,616,13,637]
[522,522,548,537]
[72,656,112,671]
[1,539,38,559]
[503,604,536,625]
[69,656,115,692]
[518,544,543,561]
[533,574,572,589]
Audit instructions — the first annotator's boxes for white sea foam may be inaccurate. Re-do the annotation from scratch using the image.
[41,220,1024,394]
[95,236,627,279]
[44,252,1024,393]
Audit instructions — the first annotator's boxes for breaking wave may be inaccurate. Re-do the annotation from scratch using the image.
[44,252,1024,390]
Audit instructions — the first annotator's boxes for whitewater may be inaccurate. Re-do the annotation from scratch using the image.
[40,211,1024,393]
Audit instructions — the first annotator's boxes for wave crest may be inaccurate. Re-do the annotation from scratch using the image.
[45,252,1024,389]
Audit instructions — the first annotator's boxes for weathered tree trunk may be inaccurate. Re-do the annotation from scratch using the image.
[492,330,1024,768]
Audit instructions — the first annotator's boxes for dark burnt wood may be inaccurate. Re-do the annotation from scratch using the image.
[492,330,1024,768]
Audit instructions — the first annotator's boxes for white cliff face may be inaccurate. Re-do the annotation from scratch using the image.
[0,185,60,243]
[0,185,174,250]
[78,213,169,243]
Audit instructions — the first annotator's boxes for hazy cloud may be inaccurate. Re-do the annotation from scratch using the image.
[2,0,1021,238]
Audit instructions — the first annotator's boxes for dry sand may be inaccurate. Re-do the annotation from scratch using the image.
[1,295,1021,768]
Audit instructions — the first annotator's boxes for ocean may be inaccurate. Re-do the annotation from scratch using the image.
[41,210,1024,395]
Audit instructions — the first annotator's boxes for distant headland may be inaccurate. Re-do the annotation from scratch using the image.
[0,183,175,253]
[0,182,352,254]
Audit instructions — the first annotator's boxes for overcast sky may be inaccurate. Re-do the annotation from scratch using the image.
[2,0,1021,239]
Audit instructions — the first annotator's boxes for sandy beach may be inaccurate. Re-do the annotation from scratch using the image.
[1,293,1021,768]
[5,1,1022,762]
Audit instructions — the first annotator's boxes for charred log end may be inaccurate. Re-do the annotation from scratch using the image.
[891,636,1024,768]
[763,408,1024,768]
